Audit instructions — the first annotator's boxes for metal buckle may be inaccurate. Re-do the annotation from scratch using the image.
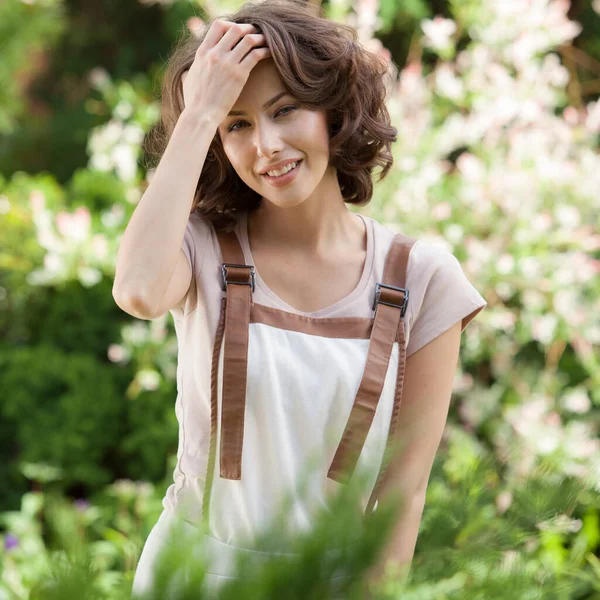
[221,263,256,293]
[372,282,409,316]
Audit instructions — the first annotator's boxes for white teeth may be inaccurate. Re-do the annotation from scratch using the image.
[266,161,298,177]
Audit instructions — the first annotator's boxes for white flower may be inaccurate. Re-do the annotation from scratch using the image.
[553,289,578,324]
[537,514,582,533]
[138,369,161,391]
[522,289,546,311]
[456,153,486,181]
[115,100,134,120]
[561,388,591,414]
[43,253,63,273]
[530,213,553,233]
[445,224,464,243]
[496,254,515,275]
[585,100,600,133]
[123,322,149,345]
[77,266,102,287]
[519,257,542,280]
[435,64,464,100]
[531,314,558,344]
[88,67,111,91]
[555,204,580,228]
[113,143,138,182]
[421,16,457,51]
[488,310,517,331]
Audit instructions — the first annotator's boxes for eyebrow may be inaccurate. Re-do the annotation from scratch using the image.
[227,91,290,116]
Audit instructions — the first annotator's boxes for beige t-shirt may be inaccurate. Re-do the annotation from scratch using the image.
[163,209,487,521]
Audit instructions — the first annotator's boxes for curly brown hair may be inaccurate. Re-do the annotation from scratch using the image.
[144,0,398,233]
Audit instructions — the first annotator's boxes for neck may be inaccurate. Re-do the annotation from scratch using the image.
[247,198,364,257]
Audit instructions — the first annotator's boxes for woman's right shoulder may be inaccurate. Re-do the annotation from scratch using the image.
[188,209,211,228]
[187,210,217,242]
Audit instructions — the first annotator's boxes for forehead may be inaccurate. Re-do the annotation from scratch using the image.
[232,59,285,110]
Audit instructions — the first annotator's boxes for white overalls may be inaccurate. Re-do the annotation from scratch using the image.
[132,226,416,598]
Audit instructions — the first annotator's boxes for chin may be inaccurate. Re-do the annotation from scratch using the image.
[261,196,309,209]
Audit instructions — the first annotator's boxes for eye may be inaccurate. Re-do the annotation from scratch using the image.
[228,105,297,133]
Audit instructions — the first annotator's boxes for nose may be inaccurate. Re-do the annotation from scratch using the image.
[253,119,284,160]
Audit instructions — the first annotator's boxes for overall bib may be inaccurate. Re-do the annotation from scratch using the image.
[132,225,416,598]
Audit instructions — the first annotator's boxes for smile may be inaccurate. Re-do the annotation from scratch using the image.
[262,160,303,187]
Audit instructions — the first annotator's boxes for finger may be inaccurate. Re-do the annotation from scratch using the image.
[199,19,230,51]
[230,33,267,63]
[240,45,271,67]
[216,22,258,53]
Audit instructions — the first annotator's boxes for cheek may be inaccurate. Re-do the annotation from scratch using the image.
[221,144,246,173]
[297,113,330,155]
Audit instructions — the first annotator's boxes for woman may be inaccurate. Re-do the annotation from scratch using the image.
[113,0,487,595]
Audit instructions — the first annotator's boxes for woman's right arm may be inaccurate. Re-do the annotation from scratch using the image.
[112,20,270,319]
[112,109,219,320]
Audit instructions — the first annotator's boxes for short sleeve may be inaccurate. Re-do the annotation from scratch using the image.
[405,241,487,357]
[180,211,210,277]
[170,211,211,320]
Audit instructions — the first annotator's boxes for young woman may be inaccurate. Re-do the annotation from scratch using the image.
[113,0,487,595]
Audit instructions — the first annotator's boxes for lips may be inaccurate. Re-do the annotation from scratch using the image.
[261,159,303,187]
[260,158,302,176]
[262,159,302,178]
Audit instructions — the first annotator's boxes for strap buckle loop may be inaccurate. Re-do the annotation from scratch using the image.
[221,263,256,293]
[372,282,409,316]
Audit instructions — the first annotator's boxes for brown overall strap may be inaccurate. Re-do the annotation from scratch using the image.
[327,233,416,484]
[215,229,254,480]
[365,317,408,514]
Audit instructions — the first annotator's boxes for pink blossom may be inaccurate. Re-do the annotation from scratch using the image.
[55,207,91,243]
[187,17,205,38]
[432,202,452,221]
[107,344,129,363]
[91,234,108,260]
[496,490,513,514]
[29,190,45,214]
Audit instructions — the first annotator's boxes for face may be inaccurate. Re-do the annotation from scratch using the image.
[217,59,336,209]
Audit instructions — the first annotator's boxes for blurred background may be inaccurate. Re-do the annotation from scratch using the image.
[1,0,600,597]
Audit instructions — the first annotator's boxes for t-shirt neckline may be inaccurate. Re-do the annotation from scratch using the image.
[237,210,374,318]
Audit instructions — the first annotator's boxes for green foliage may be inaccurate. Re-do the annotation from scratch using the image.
[66,169,131,217]
[2,452,599,598]
[378,0,431,34]
[0,0,66,136]
[0,168,179,503]
[0,343,123,488]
